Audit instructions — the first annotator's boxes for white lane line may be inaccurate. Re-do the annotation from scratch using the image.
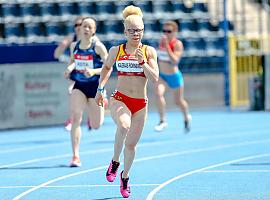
[202,170,270,173]
[1,127,269,154]
[135,139,270,162]
[13,165,107,200]
[0,139,184,169]
[0,148,112,169]
[0,184,159,189]
[146,153,270,200]
[2,129,269,169]
[12,139,270,200]
[0,140,178,168]
[0,136,113,154]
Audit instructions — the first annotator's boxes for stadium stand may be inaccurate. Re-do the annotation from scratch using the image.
[0,0,227,72]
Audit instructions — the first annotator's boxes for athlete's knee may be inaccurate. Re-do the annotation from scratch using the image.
[118,121,130,134]
[156,88,164,97]
[125,142,136,151]
[71,110,82,124]
[175,98,187,107]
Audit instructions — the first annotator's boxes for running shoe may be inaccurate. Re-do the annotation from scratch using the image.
[64,118,72,132]
[69,156,81,167]
[154,121,168,132]
[106,160,120,182]
[184,114,192,133]
[120,171,131,198]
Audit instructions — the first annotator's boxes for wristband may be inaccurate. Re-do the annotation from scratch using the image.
[138,60,145,66]
[97,87,104,93]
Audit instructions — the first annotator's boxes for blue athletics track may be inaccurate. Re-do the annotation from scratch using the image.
[0,110,270,200]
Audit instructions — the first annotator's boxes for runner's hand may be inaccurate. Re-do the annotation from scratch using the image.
[135,48,144,63]
[64,69,72,79]
[84,67,96,78]
[95,92,104,107]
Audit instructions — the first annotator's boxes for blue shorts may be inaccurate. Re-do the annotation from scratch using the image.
[73,80,99,98]
[159,71,184,88]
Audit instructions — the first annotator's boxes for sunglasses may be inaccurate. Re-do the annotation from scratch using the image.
[162,29,173,33]
[74,23,81,28]
[127,28,144,34]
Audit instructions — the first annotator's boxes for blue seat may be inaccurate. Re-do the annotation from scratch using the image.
[2,4,19,22]
[197,38,207,50]
[142,39,159,49]
[115,2,132,14]
[192,2,209,19]
[182,38,205,57]
[134,1,152,13]
[194,2,208,12]
[46,22,62,42]
[172,2,192,13]
[171,2,185,12]
[24,22,42,37]
[144,19,160,33]
[20,3,39,20]
[24,22,45,43]
[197,19,213,37]
[77,2,95,15]
[204,38,225,57]
[152,1,173,13]
[0,24,4,39]
[96,2,116,15]
[95,20,105,35]
[179,19,197,32]
[4,23,23,43]
[64,21,74,35]
[58,2,75,19]
[197,20,212,31]
[179,19,198,37]
[103,20,123,34]
[40,3,58,21]
[4,23,20,37]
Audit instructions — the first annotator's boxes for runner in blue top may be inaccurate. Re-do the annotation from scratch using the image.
[54,16,105,131]
[64,16,108,167]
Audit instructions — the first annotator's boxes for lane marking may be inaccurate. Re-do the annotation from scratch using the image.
[202,170,270,173]
[12,139,270,200]
[146,153,270,200]
[1,126,269,154]
[0,148,112,169]
[0,183,159,189]
[1,129,269,169]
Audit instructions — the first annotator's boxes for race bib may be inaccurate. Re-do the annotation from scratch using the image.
[116,55,143,73]
[157,49,171,62]
[74,54,94,71]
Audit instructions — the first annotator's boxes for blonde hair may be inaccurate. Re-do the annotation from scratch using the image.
[164,20,178,32]
[123,5,143,19]
[122,5,143,27]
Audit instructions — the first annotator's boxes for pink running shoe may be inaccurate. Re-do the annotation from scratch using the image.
[69,156,81,167]
[120,171,131,198]
[106,160,120,182]
[64,118,72,132]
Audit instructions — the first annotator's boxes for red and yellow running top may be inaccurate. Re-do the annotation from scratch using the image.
[115,43,148,77]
